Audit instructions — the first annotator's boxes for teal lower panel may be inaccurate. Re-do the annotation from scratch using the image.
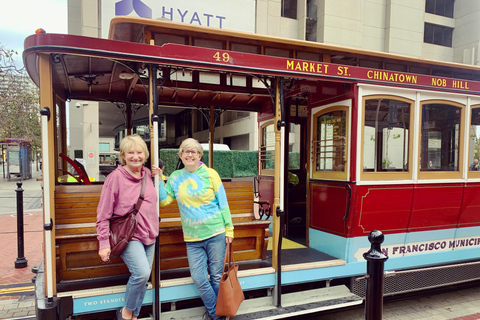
[72,272,276,315]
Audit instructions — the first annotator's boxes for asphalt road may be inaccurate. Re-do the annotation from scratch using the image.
[0,168,42,216]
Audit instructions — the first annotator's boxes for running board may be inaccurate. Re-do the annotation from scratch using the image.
[157,285,362,320]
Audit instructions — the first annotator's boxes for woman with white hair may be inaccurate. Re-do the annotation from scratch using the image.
[96,134,158,320]
[152,138,233,320]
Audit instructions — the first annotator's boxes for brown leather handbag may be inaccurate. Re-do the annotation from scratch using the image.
[215,242,245,317]
[109,175,146,258]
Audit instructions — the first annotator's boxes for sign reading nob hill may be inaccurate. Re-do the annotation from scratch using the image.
[101,0,256,38]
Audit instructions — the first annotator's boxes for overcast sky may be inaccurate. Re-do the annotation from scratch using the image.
[1,0,67,59]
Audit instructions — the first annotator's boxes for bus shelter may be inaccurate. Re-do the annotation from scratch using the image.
[1,139,32,181]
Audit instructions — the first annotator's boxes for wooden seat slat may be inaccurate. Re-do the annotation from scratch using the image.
[54,181,270,284]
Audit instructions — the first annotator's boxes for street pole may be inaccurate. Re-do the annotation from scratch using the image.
[364,230,388,320]
[15,181,28,268]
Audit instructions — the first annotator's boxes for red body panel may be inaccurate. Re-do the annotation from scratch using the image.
[309,183,350,236]
[408,184,463,232]
[353,185,414,236]
[459,183,480,227]
[311,182,480,239]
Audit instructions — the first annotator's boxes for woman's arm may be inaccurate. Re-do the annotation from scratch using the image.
[96,175,117,260]
[152,165,175,206]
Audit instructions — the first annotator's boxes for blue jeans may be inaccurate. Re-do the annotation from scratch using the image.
[186,233,226,320]
[120,240,155,317]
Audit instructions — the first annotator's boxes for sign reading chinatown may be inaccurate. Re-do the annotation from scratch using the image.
[24,34,480,95]
[156,43,478,94]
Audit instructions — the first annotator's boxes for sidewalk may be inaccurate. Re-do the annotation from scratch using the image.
[0,169,43,319]
[0,168,43,216]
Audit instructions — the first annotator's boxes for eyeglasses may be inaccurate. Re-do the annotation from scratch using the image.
[182,150,198,155]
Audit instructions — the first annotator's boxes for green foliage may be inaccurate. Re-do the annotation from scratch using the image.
[382,158,392,168]
[159,149,259,178]
[265,150,275,170]
[201,151,234,178]
[0,45,41,158]
[159,149,181,176]
[232,150,258,177]
[289,152,300,169]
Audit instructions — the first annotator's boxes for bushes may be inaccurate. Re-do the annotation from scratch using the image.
[158,149,258,178]
[232,151,258,177]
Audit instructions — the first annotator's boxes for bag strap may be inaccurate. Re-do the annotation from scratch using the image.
[223,242,235,273]
[132,175,147,215]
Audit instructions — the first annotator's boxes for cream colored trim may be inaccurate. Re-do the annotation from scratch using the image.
[412,92,421,181]
[281,259,345,272]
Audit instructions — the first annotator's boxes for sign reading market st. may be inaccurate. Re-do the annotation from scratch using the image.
[284,59,471,92]
[196,46,479,93]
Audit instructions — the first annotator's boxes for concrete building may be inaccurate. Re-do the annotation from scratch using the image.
[67,0,479,180]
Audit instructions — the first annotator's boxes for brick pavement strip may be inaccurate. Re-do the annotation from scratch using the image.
[0,210,43,286]
[0,207,43,319]
[0,295,35,320]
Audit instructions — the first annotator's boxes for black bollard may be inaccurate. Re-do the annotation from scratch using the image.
[15,181,28,268]
[363,230,388,320]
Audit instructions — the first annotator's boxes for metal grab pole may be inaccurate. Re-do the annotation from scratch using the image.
[152,115,160,320]
[14,181,28,268]
[40,107,54,302]
[363,230,388,320]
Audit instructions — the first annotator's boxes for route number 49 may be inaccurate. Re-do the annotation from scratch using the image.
[213,52,230,62]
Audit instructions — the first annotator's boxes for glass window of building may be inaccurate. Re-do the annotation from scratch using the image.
[99,143,110,152]
[425,0,454,18]
[282,0,297,19]
[424,23,453,47]
[362,97,412,180]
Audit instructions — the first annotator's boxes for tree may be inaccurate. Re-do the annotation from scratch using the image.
[0,45,41,165]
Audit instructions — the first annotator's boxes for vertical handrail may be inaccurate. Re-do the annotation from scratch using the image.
[40,107,54,301]
[150,62,161,320]
[274,77,287,307]
[153,114,160,320]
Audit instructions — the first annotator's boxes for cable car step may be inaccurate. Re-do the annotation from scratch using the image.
[158,285,362,320]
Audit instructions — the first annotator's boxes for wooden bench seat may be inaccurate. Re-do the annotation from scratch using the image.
[54,181,270,283]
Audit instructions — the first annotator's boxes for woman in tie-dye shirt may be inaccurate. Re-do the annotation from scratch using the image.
[152,138,233,320]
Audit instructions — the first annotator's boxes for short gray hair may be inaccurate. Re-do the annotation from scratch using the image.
[178,138,203,157]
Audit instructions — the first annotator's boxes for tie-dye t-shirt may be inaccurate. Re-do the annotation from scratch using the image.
[158,164,234,242]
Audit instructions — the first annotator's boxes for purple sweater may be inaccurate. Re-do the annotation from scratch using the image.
[96,166,159,250]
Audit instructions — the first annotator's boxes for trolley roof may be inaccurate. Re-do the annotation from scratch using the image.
[23,16,480,114]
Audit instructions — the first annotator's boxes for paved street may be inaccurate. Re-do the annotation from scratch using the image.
[298,285,480,320]
[0,168,43,217]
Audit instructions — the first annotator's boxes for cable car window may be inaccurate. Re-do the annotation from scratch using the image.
[420,102,462,172]
[311,106,349,180]
[315,110,346,171]
[259,121,275,175]
[468,106,480,173]
[363,98,411,173]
